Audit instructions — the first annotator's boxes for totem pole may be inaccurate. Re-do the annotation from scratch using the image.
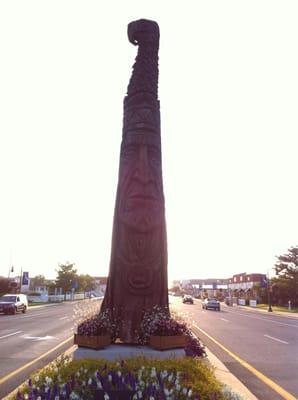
[101,19,168,343]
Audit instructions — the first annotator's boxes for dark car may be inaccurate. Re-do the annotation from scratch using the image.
[202,298,220,311]
[182,295,194,304]
[0,294,28,314]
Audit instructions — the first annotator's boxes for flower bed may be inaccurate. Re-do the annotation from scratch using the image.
[137,306,206,357]
[73,308,119,349]
[10,356,243,400]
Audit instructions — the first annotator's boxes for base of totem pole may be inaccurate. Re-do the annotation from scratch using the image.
[73,343,185,361]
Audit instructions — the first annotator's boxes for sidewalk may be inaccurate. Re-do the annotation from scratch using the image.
[234,304,298,319]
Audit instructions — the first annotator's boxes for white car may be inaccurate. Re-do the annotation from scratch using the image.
[202,298,220,311]
[0,294,28,314]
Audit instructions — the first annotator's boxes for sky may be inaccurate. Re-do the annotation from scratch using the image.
[0,1,298,283]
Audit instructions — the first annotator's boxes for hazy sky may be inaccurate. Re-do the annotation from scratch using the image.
[0,1,297,283]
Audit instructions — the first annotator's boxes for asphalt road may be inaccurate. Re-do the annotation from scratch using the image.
[0,299,102,398]
[1,297,297,400]
[171,296,298,400]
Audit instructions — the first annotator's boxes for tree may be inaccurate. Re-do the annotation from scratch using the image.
[77,274,96,292]
[0,277,11,296]
[55,263,78,299]
[274,246,298,306]
[29,275,46,290]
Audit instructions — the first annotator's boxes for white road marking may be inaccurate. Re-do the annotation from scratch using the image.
[23,335,56,341]
[264,334,289,344]
[59,316,68,320]
[225,309,298,329]
[21,312,47,319]
[220,318,229,322]
[0,331,23,340]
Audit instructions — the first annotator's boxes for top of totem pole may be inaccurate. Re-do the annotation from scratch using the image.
[127,19,159,47]
[124,19,160,144]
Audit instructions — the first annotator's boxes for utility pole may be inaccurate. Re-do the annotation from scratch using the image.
[19,267,23,294]
[267,270,273,312]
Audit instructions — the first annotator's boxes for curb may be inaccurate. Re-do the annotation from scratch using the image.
[205,347,258,400]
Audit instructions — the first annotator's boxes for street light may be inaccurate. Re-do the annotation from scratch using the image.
[267,270,273,312]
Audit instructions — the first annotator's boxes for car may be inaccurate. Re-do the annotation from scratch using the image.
[0,294,28,314]
[182,295,194,304]
[202,298,220,311]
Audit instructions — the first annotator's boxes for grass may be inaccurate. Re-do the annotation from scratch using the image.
[257,304,298,313]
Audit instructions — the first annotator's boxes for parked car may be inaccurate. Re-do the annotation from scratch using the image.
[0,294,28,314]
[202,298,220,311]
[182,295,194,304]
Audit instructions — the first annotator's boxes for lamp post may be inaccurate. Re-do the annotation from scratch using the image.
[267,271,273,312]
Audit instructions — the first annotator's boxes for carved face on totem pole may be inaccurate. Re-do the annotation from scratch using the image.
[101,19,168,342]
[118,141,162,232]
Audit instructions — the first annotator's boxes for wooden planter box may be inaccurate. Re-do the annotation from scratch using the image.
[149,335,187,350]
[74,334,111,350]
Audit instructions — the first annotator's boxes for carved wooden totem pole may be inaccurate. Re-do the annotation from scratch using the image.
[101,19,168,343]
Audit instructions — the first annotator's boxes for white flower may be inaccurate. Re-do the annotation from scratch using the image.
[94,370,98,377]
[150,397,155,400]
[104,394,110,400]
[70,391,79,400]
[164,388,169,396]
[176,384,181,391]
[34,375,40,382]
[24,395,28,400]
[88,378,92,385]
[45,376,52,384]
[55,397,60,400]
[97,381,103,389]
[182,387,187,395]
[84,368,88,373]
[82,380,86,386]
[76,371,80,377]
[54,367,58,373]
[168,373,173,382]
[36,396,42,400]
[45,387,49,393]
[117,370,121,377]
[150,367,157,378]
[188,389,193,397]
[108,374,112,382]
[137,390,143,398]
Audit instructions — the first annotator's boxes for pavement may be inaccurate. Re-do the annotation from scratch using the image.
[234,304,298,319]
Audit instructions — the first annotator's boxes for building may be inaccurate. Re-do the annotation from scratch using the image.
[228,272,266,298]
[93,276,108,296]
[190,279,229,298]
